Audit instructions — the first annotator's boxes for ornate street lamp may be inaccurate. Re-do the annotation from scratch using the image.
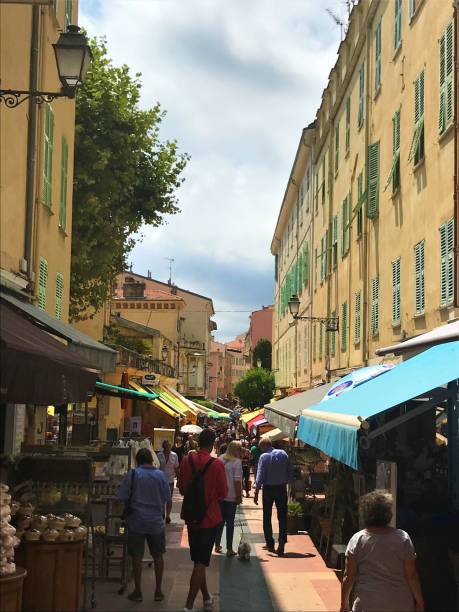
[0,25,92,108]
[288,294,339,332]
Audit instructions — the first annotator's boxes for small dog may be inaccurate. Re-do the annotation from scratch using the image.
[237,534,251,561]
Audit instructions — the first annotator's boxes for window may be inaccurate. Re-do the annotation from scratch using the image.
[303,242,309,288]
[55,273,64,320]
[332,215,338,268]
[59,136,68,229]
[341,195,351,256]
[43,105,54,207]
[330,310,337,356]
[386,109,401,192]
[375,21,382,91]
[354,290,361,344]
[341,302,347,352]
[324,229,329,277]
[320,236,325,282]
[408,70,424,165]
[321,157,326,206]
[314,248,318,289]
[394,0,402,51]
[439,21,454,135]
[356,172,364,235]
[392,258,401,325]
[38,258,48,310]
[440,218,454,306]
[358,62,365,128]
[345,97,350,153]
[414,240,425,315]
[64,0,72,29]
[371,276,380,335]
[367,142,380,219]
[335,122,339,177]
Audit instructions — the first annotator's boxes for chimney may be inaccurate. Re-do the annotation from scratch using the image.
[123,278,146,299]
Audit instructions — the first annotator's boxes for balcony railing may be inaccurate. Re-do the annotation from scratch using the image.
[109,344,176,378]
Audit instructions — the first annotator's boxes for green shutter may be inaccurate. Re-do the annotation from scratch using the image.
[440,218,454,306]
[357,172,364,235]
[330,310,336,356]
[394,0,402,50]
[335,122,339,176]
[345,193,351,252]
[38,258,48,310]
[64,0,72,29]
[332,215,338,267]
[386,110,401,192]
[345,97,350,153]
[371,276,379,335]
[55,273,64,320]
[321,157,326,206]
[358,62,365,127]
[439,22,454,135]
[59,136,68,229]
[354,290,361,344]
[367,142,380,219]
[409,0,415,19]
[392,258,401,325]
[409,70,425,164]
[375,21,382,91]
[341,302,347,352]
[43,105,54,207]
[414,241,425,315]
[303,242,309,287]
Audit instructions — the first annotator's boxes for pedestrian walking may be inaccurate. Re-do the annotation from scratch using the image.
[340,491,424,612]
[215,440,243,556]
[254,438,292,556]
[157,440,179,524]
[172,437,185,464]
[184,434,198,454]
[250,438,261,477]
[179,428,227,612]
[241,440,252,498]
[117,448,171,603]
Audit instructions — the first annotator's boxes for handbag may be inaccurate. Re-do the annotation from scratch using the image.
[121,468,136,522]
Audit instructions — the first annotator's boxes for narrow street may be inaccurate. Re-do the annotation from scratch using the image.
[94,490,341,612]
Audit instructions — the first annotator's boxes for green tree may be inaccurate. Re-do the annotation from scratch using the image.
[70,38,189,320]
[252,338,272,370]
[234,368,275,409]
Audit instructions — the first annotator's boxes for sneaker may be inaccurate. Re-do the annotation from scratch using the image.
[127,591,143,602]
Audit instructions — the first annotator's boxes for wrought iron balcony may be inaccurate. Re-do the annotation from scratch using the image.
[109,344,176,379]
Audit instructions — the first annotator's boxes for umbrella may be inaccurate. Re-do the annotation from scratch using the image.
[321,364,395,401]
[180,424,203,434]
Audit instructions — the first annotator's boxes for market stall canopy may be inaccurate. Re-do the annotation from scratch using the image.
[95,381,159,401]
[129,381,180,419]
[1,291,117,373]
[247,414,266,429]
[260,428,288,442]
[209,400,233,414]
[376,319,459,356]
[240,408,264,424]
[297,341,459,470]
[208,411,231,420]
[1,302,99,405]
[264,383,333,438]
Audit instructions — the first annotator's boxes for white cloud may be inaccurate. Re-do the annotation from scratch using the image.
[79,0,340,340]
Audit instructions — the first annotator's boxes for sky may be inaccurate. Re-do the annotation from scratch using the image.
[79,0,343,342]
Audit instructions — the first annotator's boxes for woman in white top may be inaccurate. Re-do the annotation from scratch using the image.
[215,440,243,556]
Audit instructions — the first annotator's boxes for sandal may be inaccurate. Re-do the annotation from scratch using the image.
[154,592,165,602]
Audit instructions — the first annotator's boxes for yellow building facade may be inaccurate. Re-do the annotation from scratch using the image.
[272,0,457,390]
[0,0,78,323]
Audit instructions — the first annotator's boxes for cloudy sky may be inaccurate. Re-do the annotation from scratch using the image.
[80,0,342,341]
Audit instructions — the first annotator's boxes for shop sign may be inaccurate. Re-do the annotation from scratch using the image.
[142,373,157,385]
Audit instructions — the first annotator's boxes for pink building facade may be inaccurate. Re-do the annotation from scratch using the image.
[245,305,274,365]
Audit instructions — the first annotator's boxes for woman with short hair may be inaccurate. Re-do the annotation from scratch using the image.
[215,440,243,556]
[340,491,424,612]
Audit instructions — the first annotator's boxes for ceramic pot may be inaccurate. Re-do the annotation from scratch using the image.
[24,528,41,542]
[42,528,60,542]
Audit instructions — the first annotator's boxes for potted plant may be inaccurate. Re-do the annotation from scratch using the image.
[287,501,303,534]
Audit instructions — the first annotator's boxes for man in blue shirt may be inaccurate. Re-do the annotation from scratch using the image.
[118,448,171,603]
[254,439,293,556]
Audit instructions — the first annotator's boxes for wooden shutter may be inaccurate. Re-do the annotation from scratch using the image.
[38,258,48,310]
[375,22,382,91]
[371,277,379,335]
[357,172,364,235]
[386,110,401,191]
[354,290,361,344]
[358,62,365,127]
[341,302,347,352]
[409,0,415,19]
[59,136,68,229]
[332,215,338,267]
[43,105,54,207]
[440,218,454,305]
[335,123,339,176]
[64,0,73,29]
[55,273,64,320]
[345,97,350,153]
[319,323,323,359]
[303,243,309,287]
[330,310,336,356]
[345,193,351,251]
[415,241,425,315]
[392,258,401,324]
[439,22,454,134]
[367,142,380,218]
[394,0,402,50]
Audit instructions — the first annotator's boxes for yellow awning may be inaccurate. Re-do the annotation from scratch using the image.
[240,408,264,424]
[151,398,180,419]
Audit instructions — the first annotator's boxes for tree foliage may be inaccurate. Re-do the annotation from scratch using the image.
[70,38,189,320]
[234,368,275,409]
[252,338,272,370]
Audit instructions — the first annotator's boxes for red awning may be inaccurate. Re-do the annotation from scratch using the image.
[247,412,266,428]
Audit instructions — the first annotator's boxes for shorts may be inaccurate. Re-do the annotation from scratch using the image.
[187,525,218,566]
[127,530,166,559]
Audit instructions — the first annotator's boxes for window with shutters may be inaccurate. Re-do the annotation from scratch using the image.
[43,105,54,207]
[64,0,72,29]
[59,136,68,229]
[320,236,325,282]
[414,240,425,315]
[319,323,323,359]
[341,195,351,256]
[345,97,350,154]
[55,273,64,320]
[303,242,309,288]
[330,310,337,356]
[314,247,318,290]
[439,22,454,136]
[440,218,454,306]
[332,215,338,268]
[392,258,401,325]
[325,229,330,277]
[371,276,380,335]
[321,157,326,206]
[38,258,48,311]
[341,302,347,352]
[356,172,364,236]
[386,110,401,193]
[394,0,402,51]
[358,62,365,128]
[408,70,424,165]
[375,21,382,92]
[367,142,380,219]
[354,290,361,344]
[334,123,339,177]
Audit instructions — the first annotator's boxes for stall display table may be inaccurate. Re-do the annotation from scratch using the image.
[15,540,83,612]
[0,568,27,612]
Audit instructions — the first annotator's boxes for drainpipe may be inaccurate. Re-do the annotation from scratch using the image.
[454,1,459,309]
[24,5,40,287]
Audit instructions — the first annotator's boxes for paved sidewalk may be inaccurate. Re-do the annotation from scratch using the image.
[93,489,341,612]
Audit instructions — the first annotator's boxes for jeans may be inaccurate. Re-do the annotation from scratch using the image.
[215,501,238,550]
[262,484,287,548]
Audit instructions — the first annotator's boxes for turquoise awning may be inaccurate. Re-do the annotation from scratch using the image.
[95,381,159,400]
[298,341,459,470]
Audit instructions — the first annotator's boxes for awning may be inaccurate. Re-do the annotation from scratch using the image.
[1,292,117,373]
[260,428,289,442]
[1,303,98,404]
[376,320,459,356]
[264,383,333,438]
[298,341,459,470]
[145,385,190,418]
[129,381,180,419]
[95,381,159,401]
[247,413,266,428]
[209,400,233,414]
[240,408,264,424]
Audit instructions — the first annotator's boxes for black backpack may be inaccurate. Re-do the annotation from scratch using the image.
[180,455,214,526]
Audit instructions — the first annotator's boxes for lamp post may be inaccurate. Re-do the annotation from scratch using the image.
[0,25,92,108]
